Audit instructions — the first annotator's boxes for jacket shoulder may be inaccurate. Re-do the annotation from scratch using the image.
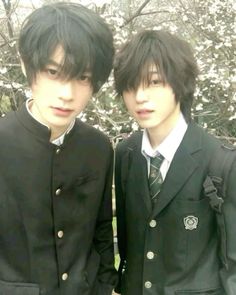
[189,122,224,151]
[0,111,17,136]
[116,131,142,154]
[75,119,112,149]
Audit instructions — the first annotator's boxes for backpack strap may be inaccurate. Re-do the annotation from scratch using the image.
[203,143,236,270]
[203,143,236,213]
[203,175,223,213]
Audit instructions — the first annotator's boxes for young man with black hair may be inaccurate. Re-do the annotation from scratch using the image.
[114,30,236,295]
[0,2,117,295]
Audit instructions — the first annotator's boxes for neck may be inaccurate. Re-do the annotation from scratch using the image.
[49,128,67,142]
[29,100,69,142]
[147,106,181,149]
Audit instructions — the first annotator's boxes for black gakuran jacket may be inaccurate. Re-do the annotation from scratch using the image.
[0,104,117,295]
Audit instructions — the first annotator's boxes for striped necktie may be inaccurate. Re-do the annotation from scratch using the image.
[149,154,164,205]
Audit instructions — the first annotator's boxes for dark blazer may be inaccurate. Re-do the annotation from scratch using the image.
[0,104,117,295]
[115,122,236,295]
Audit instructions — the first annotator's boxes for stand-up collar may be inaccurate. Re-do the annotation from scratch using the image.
[15,102,52,142]
[15,102,77,144]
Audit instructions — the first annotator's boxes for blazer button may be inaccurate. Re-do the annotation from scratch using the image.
[57,230,64,239]
[149,220,157,228]
[146,251,155,260]
[55,188,61,196]
[144,281,152,289]
[56,148,61,154]
[62,273,68,281]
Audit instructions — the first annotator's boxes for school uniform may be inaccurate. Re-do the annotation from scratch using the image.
[0,103,117,295]
[115,115,236,295]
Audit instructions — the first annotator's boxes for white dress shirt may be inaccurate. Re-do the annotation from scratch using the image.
[142,113,188,180]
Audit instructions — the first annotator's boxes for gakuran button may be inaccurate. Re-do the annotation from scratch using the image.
[147,251,154,259]
[145,281,152,288]
[149,220,157,228]
[55,188,61,196]
[62,273,68,281]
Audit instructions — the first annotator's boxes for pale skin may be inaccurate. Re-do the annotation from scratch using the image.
[21,46,93,141]
[123,68,181,148]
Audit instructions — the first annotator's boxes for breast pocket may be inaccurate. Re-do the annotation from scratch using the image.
[77,172,98,186]
[75,172,99,197]
[164,197,215,237]
[162,197,215,270]
[0,280,39,295]
[175,197,216,245]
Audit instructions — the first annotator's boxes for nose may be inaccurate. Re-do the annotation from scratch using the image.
[135,86,148,103]
[58,81,73,101]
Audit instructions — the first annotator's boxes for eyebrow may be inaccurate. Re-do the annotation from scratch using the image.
[47,60,62,68]
[148,70,159,74]
[46,60,92,76]
[141,70,160,79]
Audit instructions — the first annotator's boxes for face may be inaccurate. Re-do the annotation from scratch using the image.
[28,46,93,139]
[123,67,181,143]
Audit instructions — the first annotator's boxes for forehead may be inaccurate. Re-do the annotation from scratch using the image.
[47,45,91,75]
[48,45,65,66]
[140,63,160,80]
[148,64,159,73]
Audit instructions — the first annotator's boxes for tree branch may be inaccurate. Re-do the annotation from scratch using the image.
[1,0,18,56]
[121,0,152,28]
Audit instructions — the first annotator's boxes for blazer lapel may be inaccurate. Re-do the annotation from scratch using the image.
[133,149,152,213]
[151,123,203,218]
[125,132,152,214]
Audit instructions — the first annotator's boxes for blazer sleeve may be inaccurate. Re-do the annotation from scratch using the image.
[93,144,118,295]
[219,159,236,294]
[114,142,127,293]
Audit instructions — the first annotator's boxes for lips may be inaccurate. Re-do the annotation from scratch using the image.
[137,109,153,114]
[51,106,73,116]
[136,108,154,116]
[135,108,154,120]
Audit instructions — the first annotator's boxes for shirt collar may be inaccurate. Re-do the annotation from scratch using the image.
[142,113,188,162]
[26,99,75,145]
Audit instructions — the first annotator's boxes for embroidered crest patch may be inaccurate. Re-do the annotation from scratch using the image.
[183,215,198,230]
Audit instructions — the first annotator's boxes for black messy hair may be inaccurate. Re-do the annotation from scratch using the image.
[114,30,199,122]
[18,2,114,93]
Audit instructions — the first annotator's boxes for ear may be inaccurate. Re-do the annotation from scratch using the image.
[20,58,27,77]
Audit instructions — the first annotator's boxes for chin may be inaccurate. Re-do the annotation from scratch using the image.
[49,120,71,128]
[138,122,155,129]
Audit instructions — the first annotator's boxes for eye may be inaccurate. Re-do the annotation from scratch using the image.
[78,74,92,84]
[149,78,163,86]
[150,79,158,85]
[45,68,59,79]
[148,73,163,87]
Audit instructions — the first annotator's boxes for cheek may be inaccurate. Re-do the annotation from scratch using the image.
[32,79,56,98]
[158,90,176,109]
[75,84,92,96]
[31,85,45,101]
[123,96,134,112]
[75,88,92,108]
